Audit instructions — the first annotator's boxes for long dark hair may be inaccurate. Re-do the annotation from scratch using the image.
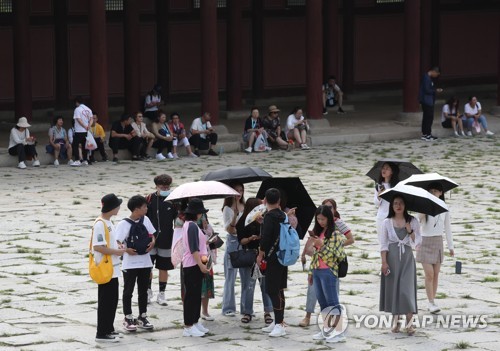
[322,198,341,219]
[290,106,302,116]
[445,96,459,114]
[221,182,245,211]
[377,162,399,188]
[387,195,414,223]
[312,205,335,239]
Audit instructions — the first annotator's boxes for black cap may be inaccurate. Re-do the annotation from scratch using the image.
[101,193,123,213]
[184,198,209,215]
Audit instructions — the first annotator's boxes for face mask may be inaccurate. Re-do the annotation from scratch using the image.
[159,190,171,197]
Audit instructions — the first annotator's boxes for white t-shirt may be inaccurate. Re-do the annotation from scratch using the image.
[73,104,93,133]
[92,219,121,278]
[286,114,304,134]
[464,102,481,116]
[190,117,212,140]
[115,216,156,270]
[145,94,161,112]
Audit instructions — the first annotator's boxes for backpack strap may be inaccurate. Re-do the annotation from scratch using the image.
[266,213,286,258]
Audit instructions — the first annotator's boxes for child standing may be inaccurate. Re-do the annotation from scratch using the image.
[92,193,126,343]
[115,195,156,332]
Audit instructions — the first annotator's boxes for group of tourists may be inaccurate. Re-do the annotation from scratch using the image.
[90,159,455,344]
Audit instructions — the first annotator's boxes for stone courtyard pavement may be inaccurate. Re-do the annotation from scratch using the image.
[0,136,499,351]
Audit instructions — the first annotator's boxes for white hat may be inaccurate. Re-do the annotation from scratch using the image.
[17,117,31,128]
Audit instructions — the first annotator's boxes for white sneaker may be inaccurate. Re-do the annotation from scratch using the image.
[183,326,205,337]
[428,302,440,314]
[326,334,346,343]
[32,160,40,167]
[312,331,326,340]
[70,160,81,166]
[147,288,153,304]
[201,313,215,321]
[461,131,466,137]
[262,322,275,332]
[467,131,473,137]
[454,131,459,137]
[156,153,166,160]
[81,160,88,166]
[265,146,272,152]
[167,152,174,159]
[156,291,167,306]
[194,322,209,333]
[172,153,179,159]
[244,147,252,153]
[303,144,310,150]
[17,161,27,169]
[188,153,198,158]
[269,323,286,337]
[54,159,59,167]
[224,311,236,317]
[486,130,494,135]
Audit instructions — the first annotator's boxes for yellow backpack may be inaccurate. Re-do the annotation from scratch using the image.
[89,218,113,284]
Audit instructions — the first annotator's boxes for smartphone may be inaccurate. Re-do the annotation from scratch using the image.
[385,269,391,276]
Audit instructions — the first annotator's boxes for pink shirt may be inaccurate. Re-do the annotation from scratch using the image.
[314,232,329,269]
[181,221,208,268]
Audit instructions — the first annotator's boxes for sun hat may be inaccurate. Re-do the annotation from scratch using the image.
[184,198,209,215]
[268,105,280,113]
[17,117,31,128]
[101,193,123,213]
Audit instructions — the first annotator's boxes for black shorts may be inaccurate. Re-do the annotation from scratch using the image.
[150,249,174,271]
[441,119,452,129]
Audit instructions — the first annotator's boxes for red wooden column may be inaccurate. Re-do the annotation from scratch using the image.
[200,0,219,123]
[324,0,339,78]
[306,0,323,120]
[89,1,109,126]
[403,0,421,113]
[226,0,243,111]
[13,0,32,120]
[124,0,141,115]
[342,0,354,93]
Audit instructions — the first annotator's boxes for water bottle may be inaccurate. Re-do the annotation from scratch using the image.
[219,146,224,157]
[455,261,462,274]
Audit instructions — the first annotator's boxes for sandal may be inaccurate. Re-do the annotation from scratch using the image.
[299,316,310,327]
[404,325,416,336]
[264,313,274,325]
[241,314,252,323]
[391,315,401,333]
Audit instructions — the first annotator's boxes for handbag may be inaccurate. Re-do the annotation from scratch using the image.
[86,131,98,150]
[253,133,268,152]
[208,233,224,250]
[89,219,113,284]
[338,257,348,278]
[229,245,257,268]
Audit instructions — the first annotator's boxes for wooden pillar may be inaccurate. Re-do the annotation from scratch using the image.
[324,0,339,78]
[498,21,500,106]
[200,0,219,123]
[124,0,141,115]
[54,0,69,109]
[306,0,323,120]
[252,0,264,99]
[89,0,109,126]
[342,0,355,93]
[156,0,170,101]
[226,0,243,111]
[421,0,440,75]
[403,0,421,113]
[13,0,32,120]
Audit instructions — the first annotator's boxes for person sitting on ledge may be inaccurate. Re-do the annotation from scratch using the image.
[189,112,218,156]
[9,117,40,169]
[109,113,140,163]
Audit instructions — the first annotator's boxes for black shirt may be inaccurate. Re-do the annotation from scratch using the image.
[111,121,133,136]
[146,193,177,250]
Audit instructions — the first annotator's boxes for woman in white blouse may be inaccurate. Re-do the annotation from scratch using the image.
[416,182,454,314]
[286,107,310,150]
[374,162,399,241]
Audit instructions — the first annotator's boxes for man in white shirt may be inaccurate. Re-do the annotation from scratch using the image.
[463,96,494,136]
[189,112,218,156]
[72,96,93,166]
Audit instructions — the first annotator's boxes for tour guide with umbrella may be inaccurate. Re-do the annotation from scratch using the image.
[201,166,272,184]
[366,158,424,182]
[379,184,449,216]
[256,177,316,239]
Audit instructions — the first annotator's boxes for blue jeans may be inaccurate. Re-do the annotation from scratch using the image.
[306,275,340,313]
[222,234,241,314]
[312,269,339,311]
[240,265,273,315]
[465,115,488,131]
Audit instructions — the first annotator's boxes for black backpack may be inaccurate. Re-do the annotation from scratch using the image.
[124,217,151,255]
